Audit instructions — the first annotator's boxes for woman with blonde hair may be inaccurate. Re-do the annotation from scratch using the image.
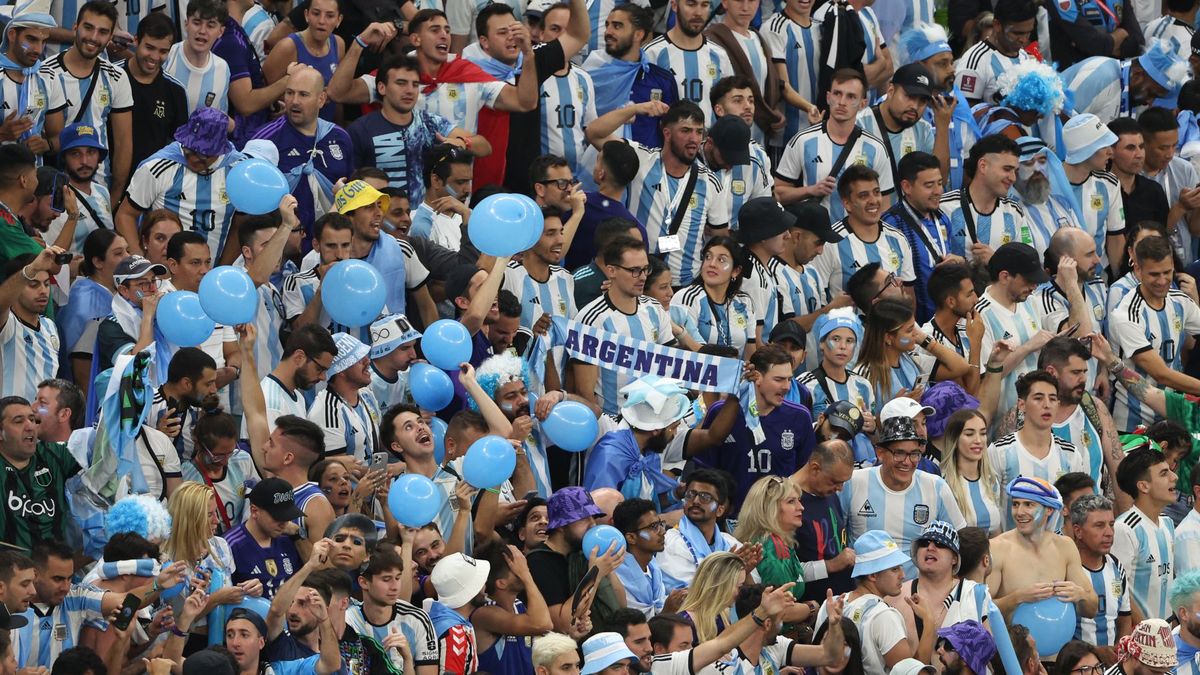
[734,475,819,624]
[677,551,749,643]
[939,409,1004,535]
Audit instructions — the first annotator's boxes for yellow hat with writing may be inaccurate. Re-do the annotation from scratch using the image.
[334,180,390,215]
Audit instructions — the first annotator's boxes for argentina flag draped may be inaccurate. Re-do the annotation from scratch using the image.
[528,317,764,443]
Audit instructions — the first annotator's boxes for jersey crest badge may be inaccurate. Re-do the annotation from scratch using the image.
[913,504,930,525]
[858,500,876,517]
[266,559,277,576]
[781,430,794,450]
[731,179,746,195]
[99,85,110,107]
[1090,194,1103,210]
[329,143,344,160]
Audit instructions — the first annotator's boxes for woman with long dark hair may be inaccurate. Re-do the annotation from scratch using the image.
[58,229,128,392]
[670,236,758,358]
[856,298,971,410]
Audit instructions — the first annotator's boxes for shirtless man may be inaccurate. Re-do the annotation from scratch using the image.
[889,521,996,658]
[987,477,1099,621]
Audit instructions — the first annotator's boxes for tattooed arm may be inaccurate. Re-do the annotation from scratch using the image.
[1092,333,1166,418]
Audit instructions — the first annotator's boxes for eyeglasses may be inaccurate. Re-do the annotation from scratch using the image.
[886,448,924,462]
[917,539,951,550]
[537,178,578,190]
[333,532,365,546]
[638,520,667,534]
[305,354,333,373]
[936,638,956,653]
[683,489,717,504]
[872,272,898,300]
[611,264,651,278]
[1071,666,1104,675]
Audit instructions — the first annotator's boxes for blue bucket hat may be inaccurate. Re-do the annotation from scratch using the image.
[1139,38,1189,95]
[895,23,951,65]
[59,122,108,161]
[581,633,639,675]
[1063,113,1118,165]
[852,530,911,577]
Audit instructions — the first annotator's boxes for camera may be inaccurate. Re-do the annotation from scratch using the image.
[53,253,72,265]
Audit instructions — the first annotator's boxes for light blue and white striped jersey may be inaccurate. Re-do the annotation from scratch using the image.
[369,364,410,412]
[1052,405,1105,488]
[946,473,1004,536]
[770,256,823,366]
[1071,171,1126,271]
[1175,508,1200,576]
[797,368,876,463]
[853,349,937,413]
[1112,505,1175,620]
[241,3,276,62]
[1076,553,1131,647]
[761,12,821,144]
[15,586,107,669]
[901,0,935,34]
[813,3,885,101]
[670,284,756,356]
[841,465,966,578]
[582,0,626,56]
[61,184,113,251]
[1019,197,1082,253]
[920,317,971,361]
[261,374,308,430]
[181,450,260,532]
[1061,57,1128,124]
[714,140,773,228]
[344,601,440,668]
[744,255,789,339]
[1032,278,1109,387]
[126,149,239,258]
[231,258,286,372]
[574,294,675,415]
[1109,287,1200,430]
[539,65,597,179]
[811,219,914,298]
[726,31,770,145]
[418,73,505,134]
[0,313,60,402]
[163,42,232,113]
[40,54,133,184]
[1107,272,1139,318]
[776,122,895,222]
[502,260,577,331]
[0,67,66,151]
[308,388,381,463]
[1145,157,1200,260]
[938,189,1031,253]
[1146,16,1194,62]
[1176,630,1200,675]
[813,593,908,675]
[976,286,1042,415]
[625,142,731,286]
[988,432,1086,500]
[855,106,935,167]
[954,40,1034,104]
[643,34,734,124]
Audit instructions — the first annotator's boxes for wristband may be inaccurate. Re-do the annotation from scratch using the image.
[985,364,1003,374]
[1107,360,1125,377]
[170,626,189,638]
[920,336,933,349]
[354,35,368,49]
[21,265,35,281]
[751,612,767,627]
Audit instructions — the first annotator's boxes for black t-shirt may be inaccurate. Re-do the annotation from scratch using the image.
[794,490,854,603]
[503,40,567,193]
[96,317,135,373]
[526,543,572,606]
[1123,174,1170,234]
[124,67,190,175]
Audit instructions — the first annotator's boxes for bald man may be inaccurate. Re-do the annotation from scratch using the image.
[591,488,624,526]
[251,66,356,233]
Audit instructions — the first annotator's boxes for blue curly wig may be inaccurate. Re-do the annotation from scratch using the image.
[467,352,532,412]
[998,61,1064,116]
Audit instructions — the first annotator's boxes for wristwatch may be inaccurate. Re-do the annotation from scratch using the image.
[919,335,933,349]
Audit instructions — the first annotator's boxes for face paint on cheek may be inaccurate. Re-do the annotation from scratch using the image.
[500,402,515,414]
[897,336,913,347]
[1032,505,1045,525]
[708,502,718,512]
[638,531,651,540]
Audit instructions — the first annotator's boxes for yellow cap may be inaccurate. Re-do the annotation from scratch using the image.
[334,180,390,215]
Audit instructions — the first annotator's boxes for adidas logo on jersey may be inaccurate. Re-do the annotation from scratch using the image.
[1147,554,1156,564]
[813,156,823,163]
[288,149,302,157]
[858,500,876,517]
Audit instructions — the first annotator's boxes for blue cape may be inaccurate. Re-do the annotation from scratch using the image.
[583,429,680,505]
[428,600,471,637]
[57,278,112,372]
[583,50,651,117]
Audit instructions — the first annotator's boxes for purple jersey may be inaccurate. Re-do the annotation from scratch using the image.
[252,117,355,231]
[346,110,455,206]
[222,523,303,598]
[696,399,816,513]
[213,17,268,146]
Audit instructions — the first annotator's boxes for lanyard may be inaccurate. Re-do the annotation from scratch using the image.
[195,462,234,532]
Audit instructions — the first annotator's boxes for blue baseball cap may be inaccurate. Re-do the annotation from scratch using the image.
[852,530,911,577]
[59,122,108,161]
[581,633,639,675]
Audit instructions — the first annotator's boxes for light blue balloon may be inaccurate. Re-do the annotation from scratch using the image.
[467,193,544,257]
[421,319,472,370]
[157,291,215,347]
[388,473,443,527]
[462,435,516,489]
[227,159,289,215]
[199,266,257,325]
[323,260,386,327]
[1012,599,1076,657]
[582,524,626,558]
[232,596,271,619]
[409,363,454,411]
[542,401,599,453]
[430,416,448,465]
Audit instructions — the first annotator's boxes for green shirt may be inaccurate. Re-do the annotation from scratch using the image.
[755,534,807,600]
[0,208,43,265]
[0,441,82,551]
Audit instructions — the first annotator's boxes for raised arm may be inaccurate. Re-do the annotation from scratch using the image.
[245,196,298,287]
[462,257,510,335]
[266,538,331,640]
[237,324,271,470]
[492,23,538,113]
[585,101,668,149]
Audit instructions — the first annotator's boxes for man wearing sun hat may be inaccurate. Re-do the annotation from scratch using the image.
[428,552,492,675]
[584,375,687,507]
[1061,113,1126,274]
[1111,619,1179,675]
[815,530,920,675]
[906,521,997,630]
[368,313,422,411]
[580,632,640,675]
[57,122,112,244]
[936,620,996,675]
[116,107,246,262]
[306,332,381,464]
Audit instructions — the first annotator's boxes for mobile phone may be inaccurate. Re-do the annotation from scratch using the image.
[49,171,67,213]
[112,593,140,631]
[53,252,72,265]
[370,452,388,475]
[1079,335,1093,356]
[913,372,930,392]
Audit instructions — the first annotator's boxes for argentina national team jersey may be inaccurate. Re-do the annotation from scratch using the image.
[180,451,260,532]
[946,473,1004,536]
[502,260,577,330]
[163,43,231,113]
[938,190,1031,253]
[625,142,731,286]
[260,374,307,430]
[126,146,239,256]
[775,122,894,222]
[1178,509,1200,576]
[797,369,876,463]
[241,3,275,62]
[811,219,914,298]
[1077,554,1131,647]
[761,12,820,143]
[40,54,133,183]
[1033,279,1109,378]
[1113,506,1175,620]
[669,285,756,355]
[954,40,1034,104]
[575,294,675,415]
[1107,272,1139,317]
[1146,157,1200,260]
[643,35,733,124]
[975,287,1042,415]
[344,602,440,670]
[1053,405,1105,488]
[59,185,113,251]
[987,433,1085,507]
[841,465,966,578]
[1146,16,1195,60]
[418,77,505,135]
[583,0,627,56]
[540,66,597,178]
[1019,196,1082,252]
[0,313,60,402]
[1060,57,1127,123]
[1180,636,1200,675]
[854,106,935,168]
[854,350,937,412]
[0,67,66,152]
[715,140,773,229]
[15,587,106,669]
[1072,172,1126,270]
[920,318,971,360]
[1110,287,1200,430]
[308,388,382,463]
[744,256,789,338]
[281,269,379,344]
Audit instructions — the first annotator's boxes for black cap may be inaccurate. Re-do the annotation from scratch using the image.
[0,605,28,630]
[768,321,807,347]
[709,116,752,166]
[879,415,923,444]
[113,255,168,285]
[249,477,305,522]
[987,242,1049,284]
[892,63,935,99]
[785,199,842,244]
[825,400,864,438]
[182,649,236,675]
[737,197,795,244]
